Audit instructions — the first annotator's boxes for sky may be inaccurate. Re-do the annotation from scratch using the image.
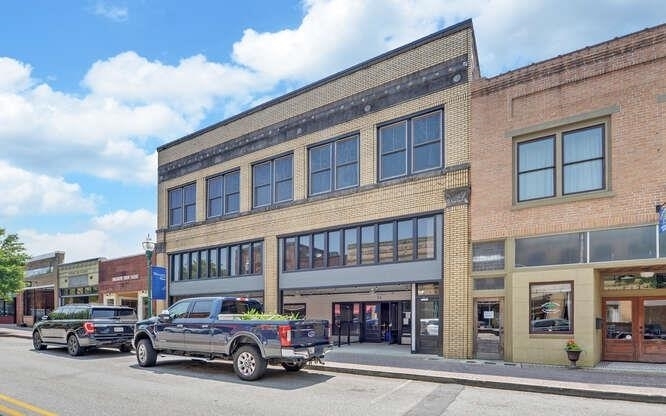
[1,0,665,263]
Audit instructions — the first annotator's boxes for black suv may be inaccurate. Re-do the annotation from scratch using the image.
[32,304,137,356]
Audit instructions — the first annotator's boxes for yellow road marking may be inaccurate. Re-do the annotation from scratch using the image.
[0,393,57,416]
[0,402,25,416]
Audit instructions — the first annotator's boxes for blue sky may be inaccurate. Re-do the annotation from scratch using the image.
[1,0,665,263]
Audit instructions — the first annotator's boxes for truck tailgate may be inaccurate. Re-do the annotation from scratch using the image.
[289,320,329,346]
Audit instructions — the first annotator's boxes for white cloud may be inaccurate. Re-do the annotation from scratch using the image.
[92,1,129,22]
[231,0,456,83]
[0,161,98,217]
[82,52,267,119]
[0,57,34,92]
[20,209,157,261]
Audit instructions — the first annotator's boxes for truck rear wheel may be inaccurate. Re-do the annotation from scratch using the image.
[136,338,157,367]
[233,345,267,381]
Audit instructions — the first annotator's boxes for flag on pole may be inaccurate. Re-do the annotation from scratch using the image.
[659,205,666,234]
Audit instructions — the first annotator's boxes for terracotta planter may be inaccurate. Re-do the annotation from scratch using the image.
[566,349,582,368]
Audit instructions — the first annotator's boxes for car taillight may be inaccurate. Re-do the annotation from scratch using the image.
[278,325,292,347]
[83,322,95,334]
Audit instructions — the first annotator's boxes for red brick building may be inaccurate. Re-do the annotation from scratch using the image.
[470,24,666,366]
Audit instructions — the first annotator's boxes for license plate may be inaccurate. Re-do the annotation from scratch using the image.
[114,327,124,333]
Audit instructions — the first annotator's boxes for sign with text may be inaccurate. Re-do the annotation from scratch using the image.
[151,266,167,300]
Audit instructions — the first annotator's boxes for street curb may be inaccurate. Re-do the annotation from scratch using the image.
[0,331,32,340]
[307,364,666,404]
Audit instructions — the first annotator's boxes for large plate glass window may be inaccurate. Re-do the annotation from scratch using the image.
[589,225,656,262]
[515,233,585,267]
[529,282,573,334]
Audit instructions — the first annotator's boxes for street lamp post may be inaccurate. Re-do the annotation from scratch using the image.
[142,235,156,318]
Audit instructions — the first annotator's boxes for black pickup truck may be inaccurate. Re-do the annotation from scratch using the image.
[132,296,330,380]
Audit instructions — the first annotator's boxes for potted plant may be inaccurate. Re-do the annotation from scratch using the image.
[564,338,582,368]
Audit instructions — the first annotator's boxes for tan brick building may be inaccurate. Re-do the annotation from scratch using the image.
[14,252,64,326]
[156,20,478,356]
[471,24,666,366]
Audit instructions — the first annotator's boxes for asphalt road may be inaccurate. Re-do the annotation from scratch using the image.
[1,336,664,416]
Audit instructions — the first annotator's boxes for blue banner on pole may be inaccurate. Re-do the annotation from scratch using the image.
[660,205,666,234]
[151,266,167,300]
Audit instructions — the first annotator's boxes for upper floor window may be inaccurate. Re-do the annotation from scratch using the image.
[309,135,359,195]
[379,110,442,181]
[207,170,240,218]
[517,123,605,202]
[253,154,293,208]
[168,183,196,226]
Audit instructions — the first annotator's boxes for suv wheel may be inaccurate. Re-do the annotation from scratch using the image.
[32,331,47,351]
[136,339,157,367]
[233,345,267,381]
[67,334,83,356]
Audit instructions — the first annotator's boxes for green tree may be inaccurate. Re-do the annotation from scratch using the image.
[0,228,29,300]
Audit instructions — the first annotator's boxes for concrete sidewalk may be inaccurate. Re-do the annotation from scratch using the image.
[3,324,666,403]
[316,343,666,404]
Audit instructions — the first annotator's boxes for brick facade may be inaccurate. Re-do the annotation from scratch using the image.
[471,24,666,366]
[156,20,477,357]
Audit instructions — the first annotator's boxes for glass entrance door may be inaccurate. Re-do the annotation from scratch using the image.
[475,299,503,360]
[332,302,360,345]
[639,299,666,362]
[604,299,634,361]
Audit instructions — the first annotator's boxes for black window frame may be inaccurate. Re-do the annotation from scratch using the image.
[281,214,438,271]
[309,134,359,195]
[168,183,196,226]
[169,240,264,281]
[253,154,293,208]
[515,121,607,203]
[206,170,240,218]
[378,109,443,181]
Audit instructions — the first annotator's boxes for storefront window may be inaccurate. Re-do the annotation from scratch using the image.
[473,240,505,271]
[516,233,584,267]
[529,282,573,334]
[589,225,655,262]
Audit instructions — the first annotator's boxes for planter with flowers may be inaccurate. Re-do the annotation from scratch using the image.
[564,339,583,368]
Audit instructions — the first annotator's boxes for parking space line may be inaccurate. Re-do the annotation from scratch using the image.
[0,393,57,416]
[0,402,25,416]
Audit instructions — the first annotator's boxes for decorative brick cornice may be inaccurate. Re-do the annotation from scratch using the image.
[159,54,469,182]
[472,24,666,97]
